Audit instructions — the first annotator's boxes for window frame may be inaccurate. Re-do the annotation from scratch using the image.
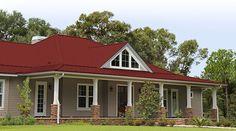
[77,83,93,111]
[0,79,5,110]
[110,49,141,70]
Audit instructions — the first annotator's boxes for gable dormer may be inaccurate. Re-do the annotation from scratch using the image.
[102,44,152,72]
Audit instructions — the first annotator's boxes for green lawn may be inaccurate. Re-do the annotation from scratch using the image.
[0,125,233,131]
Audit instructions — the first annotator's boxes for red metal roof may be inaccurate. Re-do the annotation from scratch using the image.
[0,35,217,84]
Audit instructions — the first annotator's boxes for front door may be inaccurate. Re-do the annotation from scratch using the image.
[35,81,47,116]
[117,85,127,117]
[171,89,179,117]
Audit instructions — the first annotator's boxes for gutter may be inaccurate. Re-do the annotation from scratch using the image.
[56,73,64,124]
[0,73,18,77]
[21,71,224,87]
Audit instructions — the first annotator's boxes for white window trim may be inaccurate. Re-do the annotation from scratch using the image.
[77,83,93,111]
[110,48,141,70]
[34,81,47,116]
[163,89,168,111]
[0,79,5,110]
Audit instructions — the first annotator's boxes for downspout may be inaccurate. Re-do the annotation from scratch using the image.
[57,73,64,124]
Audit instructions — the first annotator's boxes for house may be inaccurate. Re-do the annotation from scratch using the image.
[0,35,220,123]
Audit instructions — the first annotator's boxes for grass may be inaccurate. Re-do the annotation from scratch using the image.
[0,125,233,131]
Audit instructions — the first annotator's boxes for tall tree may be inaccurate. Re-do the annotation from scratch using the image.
[23,18,60,42]
[0,10,27,41]
[64,11,131,44]
[128,27,177,68]
[203,49,236,117]
[169,40,208,76]
[0,10,60,43]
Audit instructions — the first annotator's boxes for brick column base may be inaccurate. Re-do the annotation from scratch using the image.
[91,105,100,119]
[184,108,193,118]
[210,109,217,120]
[51,104,60,118]
[158,107,166,118]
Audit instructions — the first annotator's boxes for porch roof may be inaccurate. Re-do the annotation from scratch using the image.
[0,35,218,85]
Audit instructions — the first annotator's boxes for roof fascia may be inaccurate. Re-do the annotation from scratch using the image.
[21,71,222,87]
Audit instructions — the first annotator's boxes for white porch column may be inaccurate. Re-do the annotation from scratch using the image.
[127,81,132,106]
[186,85,192,108]
[53,76,60,104]
[212,88,217,109]
[93,79,98,105]
[159,83,164,107]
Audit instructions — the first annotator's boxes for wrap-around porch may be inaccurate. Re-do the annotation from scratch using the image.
[30,73,219,123]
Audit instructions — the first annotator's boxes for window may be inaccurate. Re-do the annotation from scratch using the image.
[122,50,129,67]
[131,57,139,68]
[77,84,93,109]
[163,90,168,109]
[111,55,120,67]
[0,80,4,109]
[110,49,140,70]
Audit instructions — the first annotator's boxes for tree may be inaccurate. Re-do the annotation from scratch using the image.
[64,11,131,44]
[203,49,236,117]
[136,81,160,119]
[17,77,33,117]
[128,27,177,68]
[0,10,60,43]
[169,40,208,76]
[229,87,236,120]
[0,10,27,41]
[22,18,60,42]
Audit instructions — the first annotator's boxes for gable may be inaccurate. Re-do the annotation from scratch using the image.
[101,44,152,72]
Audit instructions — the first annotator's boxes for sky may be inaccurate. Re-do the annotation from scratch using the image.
[1,0,236,77]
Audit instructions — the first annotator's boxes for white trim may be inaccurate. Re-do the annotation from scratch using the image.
[186,85,192,108]
[171,89,179,117]
[102,43,152,72]
[76,83,93,111]
[0,79,5,110]
[159,83,164,107]
[34,81,47,116]
[0,73,17,77]
[164,89,168,112]
[92,79,98,105]
[22,71,222,87]
[109,48,141,70]
[127,81,132,106]
[212,88,217,109]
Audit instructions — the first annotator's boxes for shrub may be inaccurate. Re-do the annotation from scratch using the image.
[0,115,35,125]
[221,119,232,127]
[174,110,183,118]
[215,121,222,127]
[145,120,155,126]
[17,77,33,117]
[132,119,144,126]
[125,107,133,125]
[191,117,208,127]
[168,120,175,127]
[159,118,168,126]
[136,81,160,119]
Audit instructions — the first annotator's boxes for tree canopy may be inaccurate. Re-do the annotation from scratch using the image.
[64,11,207,74]
[64,11,131,44]
[0,9,59,43]
[203,49,236,118]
